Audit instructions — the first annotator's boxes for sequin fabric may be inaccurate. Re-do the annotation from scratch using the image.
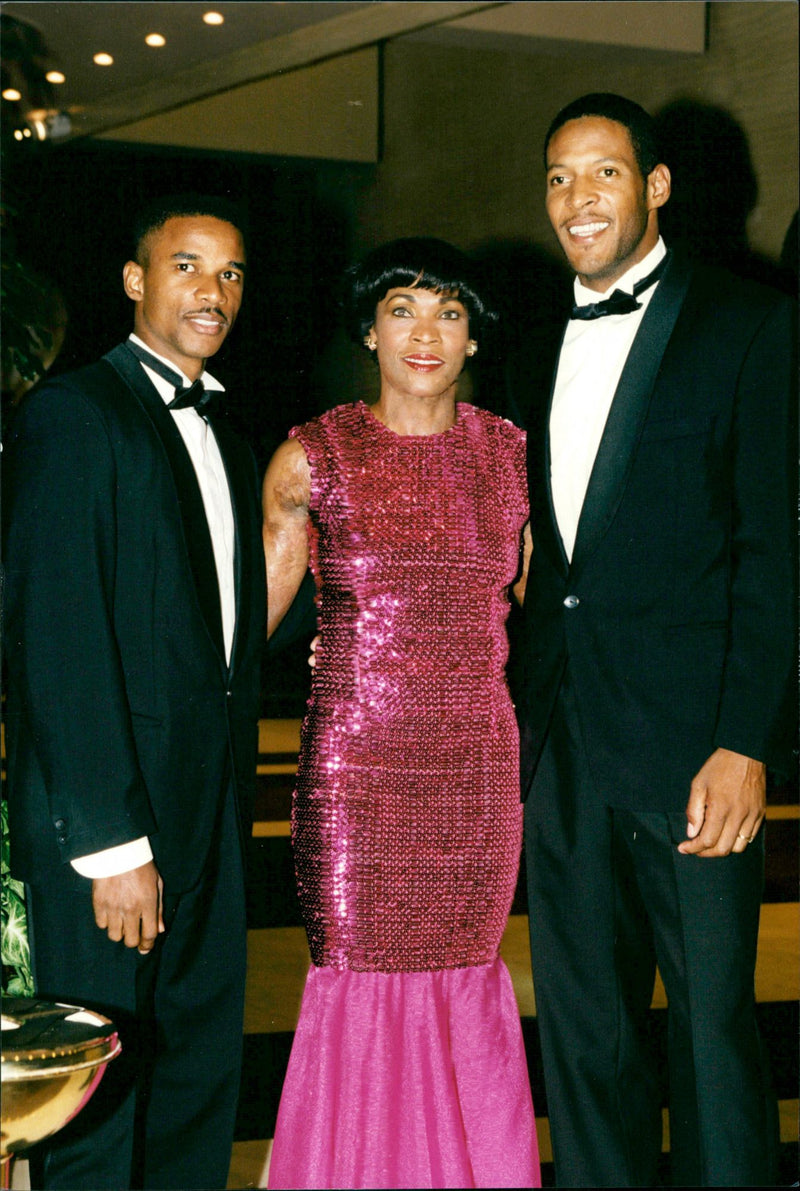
[290,401,528,972]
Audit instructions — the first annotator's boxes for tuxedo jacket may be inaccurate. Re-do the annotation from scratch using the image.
[4,342,266,890]
[511,253,796,810]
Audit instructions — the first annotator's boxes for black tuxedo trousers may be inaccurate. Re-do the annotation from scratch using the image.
[27,784,246,1190]
[525,671,776,1187]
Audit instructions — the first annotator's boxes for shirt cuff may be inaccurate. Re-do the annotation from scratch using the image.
[70,837,153,878]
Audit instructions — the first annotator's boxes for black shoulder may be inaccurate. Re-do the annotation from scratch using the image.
[681,256,795,319]
[14,357,127,421]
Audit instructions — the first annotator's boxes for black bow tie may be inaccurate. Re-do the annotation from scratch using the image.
[125,339,214,412]
[570,253,670,321]
[168,380,208,411]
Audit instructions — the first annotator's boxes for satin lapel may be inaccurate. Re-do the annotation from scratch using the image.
[104,343,226,663]
[531,324,570,578]
[207,417,257,681]
[569,254,693,577]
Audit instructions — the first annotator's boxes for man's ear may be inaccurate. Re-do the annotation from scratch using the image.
[647,163,671,212]
[123,260,144,302]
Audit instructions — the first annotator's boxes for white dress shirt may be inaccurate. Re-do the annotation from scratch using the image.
[71,336,236,879]
[549,237,667,561]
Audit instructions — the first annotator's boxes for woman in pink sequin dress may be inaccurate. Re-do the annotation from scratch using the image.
[262,239,539,1189]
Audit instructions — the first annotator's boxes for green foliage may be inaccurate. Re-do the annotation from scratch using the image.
[1,798,34,996]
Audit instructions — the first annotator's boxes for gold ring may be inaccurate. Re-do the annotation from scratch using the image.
[737,832,753,843]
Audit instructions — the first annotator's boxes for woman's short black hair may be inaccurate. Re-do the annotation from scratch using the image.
[543,92,662,181]
[344,237,498,345]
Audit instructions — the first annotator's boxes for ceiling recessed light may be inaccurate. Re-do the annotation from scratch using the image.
[145,33,166,48]
[2,88,22,101]
[203,12,224,26]
[93,53,114,67]
[45,71,66,84]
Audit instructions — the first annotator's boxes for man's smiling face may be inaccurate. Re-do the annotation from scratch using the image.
[123,214,245,379]
[545,115,669,292]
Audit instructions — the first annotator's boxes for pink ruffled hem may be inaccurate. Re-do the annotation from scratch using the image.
[268,956,540,1189]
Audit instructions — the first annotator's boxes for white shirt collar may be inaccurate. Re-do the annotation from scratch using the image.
[573,236,667,305]
[128,333,225,407]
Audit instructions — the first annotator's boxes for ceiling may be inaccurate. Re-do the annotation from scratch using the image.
[2,3,372,108]
[1,2,707,146]
[0,2,504,140]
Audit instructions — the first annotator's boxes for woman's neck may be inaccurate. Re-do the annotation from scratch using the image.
[370,391,458,437]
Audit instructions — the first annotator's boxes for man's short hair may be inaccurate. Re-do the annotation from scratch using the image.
[543,93,662,180]
[131,194,248,265]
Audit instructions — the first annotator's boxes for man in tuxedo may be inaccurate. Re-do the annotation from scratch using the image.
[512,94,795,1186]
[4,195,266,1189]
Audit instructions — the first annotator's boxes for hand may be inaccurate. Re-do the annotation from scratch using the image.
[91,861,165,952]
[678,747,766,858]
[308,634,320,669]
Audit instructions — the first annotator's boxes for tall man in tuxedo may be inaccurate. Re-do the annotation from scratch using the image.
[4,195,266,1189]
[512,94,795,1187]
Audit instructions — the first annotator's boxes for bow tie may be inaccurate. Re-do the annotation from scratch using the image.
[125,339,214,412]
[570,252,670,321]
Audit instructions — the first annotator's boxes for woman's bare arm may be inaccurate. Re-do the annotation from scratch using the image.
[262,438,312,638]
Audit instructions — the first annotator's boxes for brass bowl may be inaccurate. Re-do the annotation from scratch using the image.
[1,997,121,1160]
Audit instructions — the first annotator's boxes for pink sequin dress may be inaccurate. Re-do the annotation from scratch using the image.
[268,401,540,1190]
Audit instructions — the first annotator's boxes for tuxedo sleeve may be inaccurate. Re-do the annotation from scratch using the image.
[713,295,797,771]
[4,381,158,864]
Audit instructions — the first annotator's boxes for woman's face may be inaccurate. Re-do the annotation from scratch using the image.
[369,285,476,404]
